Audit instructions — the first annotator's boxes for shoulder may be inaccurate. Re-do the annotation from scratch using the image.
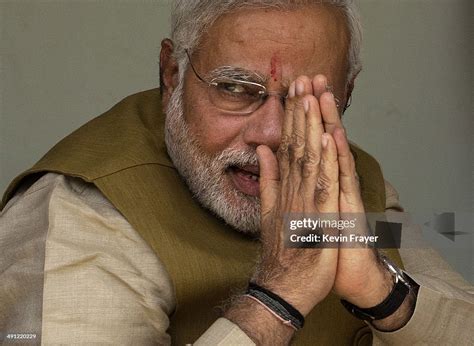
[3,172,118,213]
[1,173,175,344]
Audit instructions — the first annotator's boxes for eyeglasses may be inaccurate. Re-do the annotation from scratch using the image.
[185,50,347,115]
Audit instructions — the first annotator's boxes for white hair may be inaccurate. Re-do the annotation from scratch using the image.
[171,0,362,84]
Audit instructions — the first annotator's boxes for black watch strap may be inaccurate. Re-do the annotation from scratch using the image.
[341,278,410,321]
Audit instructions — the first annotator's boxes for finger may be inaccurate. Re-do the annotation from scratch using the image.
[320,92,343,134]
[300,95,323,197]
[291,77,314,165]
[333,128,368,253]
[281,99,305,212]
[313,133,339,213]
[277,82,295,199]
[295,76,313,97]
[334,128,363,213]
[287,97,306,203]
[279,76,312,211]
[257,145,280,221]
[312,74,328,99]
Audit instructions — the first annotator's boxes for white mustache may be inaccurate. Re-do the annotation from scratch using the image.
[214,148,258,169]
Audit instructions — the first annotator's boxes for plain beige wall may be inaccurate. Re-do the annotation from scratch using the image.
[0,1,472,281]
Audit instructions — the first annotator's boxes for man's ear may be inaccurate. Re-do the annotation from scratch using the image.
[160,39,179,109]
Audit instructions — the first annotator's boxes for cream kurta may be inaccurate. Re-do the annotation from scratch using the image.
[1,173,473,345]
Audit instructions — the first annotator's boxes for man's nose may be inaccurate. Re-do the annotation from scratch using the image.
[241,96,283,152]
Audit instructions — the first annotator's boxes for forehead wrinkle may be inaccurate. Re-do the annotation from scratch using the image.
[251,31,305,47]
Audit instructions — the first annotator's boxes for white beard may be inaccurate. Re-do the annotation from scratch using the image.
[164,79,261,234]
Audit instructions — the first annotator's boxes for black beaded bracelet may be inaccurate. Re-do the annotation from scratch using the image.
[245,282,305,330]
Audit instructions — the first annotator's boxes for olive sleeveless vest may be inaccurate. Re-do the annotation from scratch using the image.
[2,89,402,345]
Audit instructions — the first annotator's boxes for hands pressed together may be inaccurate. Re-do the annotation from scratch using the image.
[255,74,392,313]
[226,75,415,342]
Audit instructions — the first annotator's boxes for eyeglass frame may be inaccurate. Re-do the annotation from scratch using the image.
[184,49,349,114]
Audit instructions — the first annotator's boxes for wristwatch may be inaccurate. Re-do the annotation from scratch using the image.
[340,255,412,321]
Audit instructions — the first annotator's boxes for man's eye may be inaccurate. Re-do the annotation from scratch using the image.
[215,82,263,102]
[218,83,247,94]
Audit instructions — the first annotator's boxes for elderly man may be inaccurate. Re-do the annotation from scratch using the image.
[1,0,473,345]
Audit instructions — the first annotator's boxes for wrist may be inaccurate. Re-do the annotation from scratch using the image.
[225,295,295,344]
[371,282,418,331]
[340,256,419,331]
[252,278,320,317]
[246,282,305,330]
[343,261,394,308]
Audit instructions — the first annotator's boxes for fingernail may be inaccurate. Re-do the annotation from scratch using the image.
[322,134,328,148]
[315,74,326,87]
[296,80,305,96]
[303,99,310,112]
[289,82,296,98]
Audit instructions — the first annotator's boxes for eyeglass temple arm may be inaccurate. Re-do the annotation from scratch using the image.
[185,49,216,86]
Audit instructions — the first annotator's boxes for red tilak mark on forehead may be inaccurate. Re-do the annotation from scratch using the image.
[270,54,280,82]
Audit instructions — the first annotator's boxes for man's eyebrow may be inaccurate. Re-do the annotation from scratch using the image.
[206,66,267,84]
